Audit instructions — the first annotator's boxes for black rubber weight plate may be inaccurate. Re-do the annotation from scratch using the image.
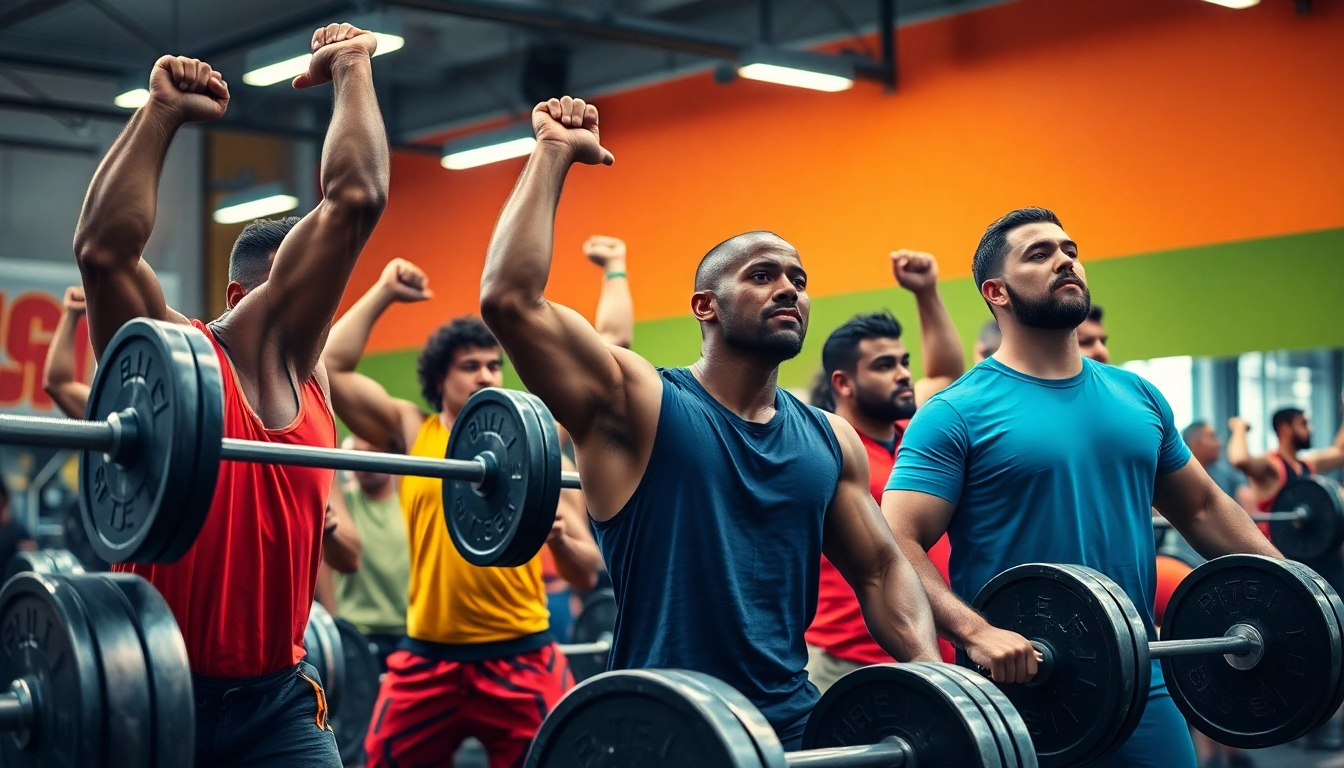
[0,573,103,768]
[100,572,194,768]
[64,574,154,768]
[659,670,789,768]
[939,663,1038,768]
[803,662,1004,767]
[568,588,616,682]
[331,619,381,767]
[1162,555,1340,749]
[525,670,762,768]
[157,322,224,564]
[1272,477,1344,561]
[1279,560,1344,735]
[503,389,561,567]
[926,664,1019,768]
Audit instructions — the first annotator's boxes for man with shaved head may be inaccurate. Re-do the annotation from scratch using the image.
[480,95,940,747]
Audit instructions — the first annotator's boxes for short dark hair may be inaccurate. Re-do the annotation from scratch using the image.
[1181,421,1209,446]
[822,311,904,380]
[1272,408,1305,434]
[1087,304,1104,323]
[417,317,499,412]
[229,217,301,290]
[971,207,1063,308]
[694,231,782,292]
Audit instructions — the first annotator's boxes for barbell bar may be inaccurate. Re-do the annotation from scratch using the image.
[1151,509,1306,527]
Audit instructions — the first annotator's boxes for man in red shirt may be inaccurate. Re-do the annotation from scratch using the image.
[74,23,388,768]
[805,250,965,690]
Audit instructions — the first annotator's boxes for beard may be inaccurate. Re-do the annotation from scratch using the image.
[1295,433,1313,451]
[721,302,807,360]
[1003,275,1092,330]
[856,384,916,423]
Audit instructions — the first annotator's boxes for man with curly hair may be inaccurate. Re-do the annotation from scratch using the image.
[322,258,602,768]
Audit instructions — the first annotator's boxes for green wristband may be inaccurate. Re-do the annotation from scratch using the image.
[605,271,627,280]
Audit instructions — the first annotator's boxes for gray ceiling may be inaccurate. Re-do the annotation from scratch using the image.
[0,0,1008,151]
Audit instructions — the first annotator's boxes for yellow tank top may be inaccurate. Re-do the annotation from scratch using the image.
[401,414,549,643]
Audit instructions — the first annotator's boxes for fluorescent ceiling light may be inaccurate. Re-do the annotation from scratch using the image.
[1201,0,1259,7]
[442,124,537,170]
[737,48,855,93]
[214,183,300,225]
[114,87,149,109]
[737,63,853,92]
[243,13,405,87]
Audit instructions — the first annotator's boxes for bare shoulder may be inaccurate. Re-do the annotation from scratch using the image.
[821,411,867,476]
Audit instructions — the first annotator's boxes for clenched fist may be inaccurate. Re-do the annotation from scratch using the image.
[583,236,626,268]
[892,250,939,294]
[1228,416,1250,434]
[376,258,433,303]
[149,55,229,123]
[293,23,377,89]
[964,625,1040,684]
[62,286,86,315]
[533,96,614,166]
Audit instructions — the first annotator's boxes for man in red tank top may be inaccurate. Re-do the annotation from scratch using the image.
[73,23,390,768]
[804,251,965,691]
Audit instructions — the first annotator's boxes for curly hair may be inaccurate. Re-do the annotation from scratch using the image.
[416,316,499,412]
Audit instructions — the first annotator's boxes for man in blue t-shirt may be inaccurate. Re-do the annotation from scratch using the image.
[883,207,1282,768]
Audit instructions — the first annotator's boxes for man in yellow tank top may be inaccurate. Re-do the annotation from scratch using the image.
[323,259,602,768]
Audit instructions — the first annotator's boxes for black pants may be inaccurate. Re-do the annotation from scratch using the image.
[192,661,342,768]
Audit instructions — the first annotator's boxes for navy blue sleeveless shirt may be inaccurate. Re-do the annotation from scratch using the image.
[592,367,843,742]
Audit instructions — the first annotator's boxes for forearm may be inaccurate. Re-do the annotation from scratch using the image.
[321,498,362,574]
[43,311,83,390]
[315,564,338,616]
[913,287,964,381]
[895,537,991,648]
[855,552,941,662]
[325,286,394,372]
[74,104,179,264]
[548,535,601,591]
[320,57,389,211]
[1179,493,1282,560]
[1226,429,1252,468]
[481,146,571,310]
[595,258,633,347]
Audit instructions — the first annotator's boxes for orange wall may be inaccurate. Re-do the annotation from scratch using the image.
[346,0,1344,353]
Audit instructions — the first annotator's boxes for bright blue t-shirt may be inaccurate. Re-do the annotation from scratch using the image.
[885,356,1192,653]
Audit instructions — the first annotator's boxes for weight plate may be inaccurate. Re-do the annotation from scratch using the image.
[1056,564,1151,764]
[659,670,789,768]
[331,618,380,767]
[568,588,616,682]
[1162,554,1340,748]
[45,549,86,575]
[444,388,558,567]
[939,663,1038,768]
[965,563,1136,768]
[303,602,345,716]
[500,390,562,567]
[0,573,103,768]
[4,550,57,581]
[63,574,154,768]
[155,323,224,564]
[79,318,203,564]
[1278,560,1344,735]
[803,662,1003,767]
[1272,476,1344,562]
[525,669,762,768]
[928,665,1019,768]
[100,572,194,768]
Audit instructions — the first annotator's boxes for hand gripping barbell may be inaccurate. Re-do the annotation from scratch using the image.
[0,318,579,568]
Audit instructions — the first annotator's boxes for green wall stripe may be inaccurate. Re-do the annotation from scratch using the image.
[356,228,1344,399]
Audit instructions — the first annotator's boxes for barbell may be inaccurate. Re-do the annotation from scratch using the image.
[1149,476,1344,561]
[966,555,1344,767]
[0,318,580,568]
[527,662,1037,767]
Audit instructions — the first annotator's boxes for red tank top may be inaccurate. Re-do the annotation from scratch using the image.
[1254,453,1315,540]
[115,320,336,677]
[806,421,956,664]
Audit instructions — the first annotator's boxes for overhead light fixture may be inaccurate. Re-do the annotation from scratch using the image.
[441,123,536,171]
[114,70,150,109]
[213,182,300,225]
[1200,0,1259,6]
[243,13,405,87]
[737,48,854,93]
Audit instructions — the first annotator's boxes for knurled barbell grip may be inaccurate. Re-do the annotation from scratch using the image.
[0,413,118,453]
[784,737,914,767]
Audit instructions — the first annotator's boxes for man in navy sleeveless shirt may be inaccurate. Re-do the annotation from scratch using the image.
[883,207,1283,768]
[479,96,942,747]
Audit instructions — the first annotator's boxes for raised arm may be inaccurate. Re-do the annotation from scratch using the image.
[1226,417,1277,485]
[892,251,965,406]
[584,236,634,348]
[233,24,389,380]
[321,475,362,574]
[822,415,940,663]
[1154,458,1281,559]
[1303,393,1344,474]
[42,286,92,418]
[480,97,661,520]
[324,260,431,453]
[74,57,221,355]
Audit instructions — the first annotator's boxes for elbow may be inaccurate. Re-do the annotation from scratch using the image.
[74,236,122,274]
[323,182,388,225]
[479,286,531,330]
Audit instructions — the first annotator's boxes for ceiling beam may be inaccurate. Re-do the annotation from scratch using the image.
[0,0,78,33]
